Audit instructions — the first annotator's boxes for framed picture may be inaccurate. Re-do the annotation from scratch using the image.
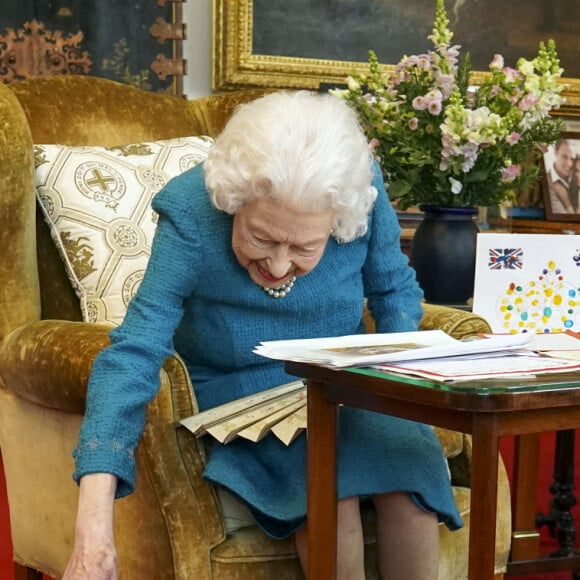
[213,0,580,115]
[542,132,580,222]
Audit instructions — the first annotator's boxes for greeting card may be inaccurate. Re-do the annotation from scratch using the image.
[472,233,580,333]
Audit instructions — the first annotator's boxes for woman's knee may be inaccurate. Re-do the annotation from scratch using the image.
[373,491,428,518]
[373,491,409,509]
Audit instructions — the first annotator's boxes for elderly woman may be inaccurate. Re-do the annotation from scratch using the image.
[64,91,461,580]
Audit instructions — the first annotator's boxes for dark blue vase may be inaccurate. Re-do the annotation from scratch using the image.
[410,205,479,305]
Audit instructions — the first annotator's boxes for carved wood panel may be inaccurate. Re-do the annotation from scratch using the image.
[0,1,186,95]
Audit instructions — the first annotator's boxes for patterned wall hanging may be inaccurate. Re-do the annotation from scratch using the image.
[0,0,185,95]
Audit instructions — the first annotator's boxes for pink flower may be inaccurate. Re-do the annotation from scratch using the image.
[501,165,521,182]
[424,89,443,115]
[408,117,419,130]
[509,88,523,105]
[502,67,521,83]
[428,99,442,115]
[412,96,427,111]
[519,94,540,111]
[506,132,521,145]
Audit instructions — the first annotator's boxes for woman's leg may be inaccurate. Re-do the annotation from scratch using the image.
[373,492,439,580]
[295,495,365,580]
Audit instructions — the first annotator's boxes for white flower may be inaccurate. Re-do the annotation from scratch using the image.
[489,54,504,70]
[347,77,361,92]
[449,177,463,194]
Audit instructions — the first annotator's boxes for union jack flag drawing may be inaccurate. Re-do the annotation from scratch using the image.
[488,248,523,270]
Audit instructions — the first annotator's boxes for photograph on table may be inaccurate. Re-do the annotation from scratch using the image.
[472,232,580,334]
[542,132,580,222]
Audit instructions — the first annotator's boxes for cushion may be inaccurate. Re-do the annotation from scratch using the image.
[35,136,214,325]
[216,486,255,532]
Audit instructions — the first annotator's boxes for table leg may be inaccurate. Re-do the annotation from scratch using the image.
[510,433,541,560]
[307,380,338,579]
[469,414,500,580]
[506,431,580,577]
[536,429,577,557]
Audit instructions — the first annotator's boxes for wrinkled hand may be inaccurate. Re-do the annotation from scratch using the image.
[63,473,118,580]
[63,535,117,580]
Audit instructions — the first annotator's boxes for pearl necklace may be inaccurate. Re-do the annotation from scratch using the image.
[261,276,296,298]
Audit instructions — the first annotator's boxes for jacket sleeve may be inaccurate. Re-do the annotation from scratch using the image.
[73,171,203,498]
[362,162,424,333]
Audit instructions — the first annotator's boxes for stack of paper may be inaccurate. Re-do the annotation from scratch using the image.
[370,331,580,382]
[527,330,580,362]
[373,352,580,382]
[254,330,533,368]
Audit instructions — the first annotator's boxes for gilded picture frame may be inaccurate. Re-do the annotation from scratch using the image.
[213,0,580,116]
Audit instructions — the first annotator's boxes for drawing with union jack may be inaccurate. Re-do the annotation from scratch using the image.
[488,248,523,270]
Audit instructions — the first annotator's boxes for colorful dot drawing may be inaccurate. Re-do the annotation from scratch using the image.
[496,260,579,333]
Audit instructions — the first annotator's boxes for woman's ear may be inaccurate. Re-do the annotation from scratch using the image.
[251,176,272,198]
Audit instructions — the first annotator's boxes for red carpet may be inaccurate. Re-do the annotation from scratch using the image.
[1,434,579,579]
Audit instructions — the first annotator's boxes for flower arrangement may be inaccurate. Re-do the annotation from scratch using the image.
[332,0,565,210]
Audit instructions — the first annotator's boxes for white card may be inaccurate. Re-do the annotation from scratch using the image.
[472,233,580,333]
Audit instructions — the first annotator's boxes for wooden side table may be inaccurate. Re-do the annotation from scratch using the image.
[284,362,580,580]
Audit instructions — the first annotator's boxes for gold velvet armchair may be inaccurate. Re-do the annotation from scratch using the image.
[0,75,512,579]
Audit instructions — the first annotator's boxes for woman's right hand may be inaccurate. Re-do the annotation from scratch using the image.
[63,532,117,579]
[63,473,118,579]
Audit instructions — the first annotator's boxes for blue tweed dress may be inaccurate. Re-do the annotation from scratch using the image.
[73,163,463,538]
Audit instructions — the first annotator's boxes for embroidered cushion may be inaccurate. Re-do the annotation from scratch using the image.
[35,136,213,326]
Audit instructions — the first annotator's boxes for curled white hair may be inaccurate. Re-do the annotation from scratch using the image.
[203,90,377,242]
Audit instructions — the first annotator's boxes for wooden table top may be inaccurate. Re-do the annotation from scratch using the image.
[285,362,580,415]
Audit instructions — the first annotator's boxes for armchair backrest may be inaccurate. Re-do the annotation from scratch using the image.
[0,75,272,337]
[0,81,40,343]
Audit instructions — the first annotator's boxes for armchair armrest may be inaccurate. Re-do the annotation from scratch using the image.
[362,302,491,340]
[0,320,203,416]
[420,303,492,340]
[0,318,226,577]
[0,319,111,412]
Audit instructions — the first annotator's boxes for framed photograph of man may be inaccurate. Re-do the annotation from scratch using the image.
[542,132,580,222]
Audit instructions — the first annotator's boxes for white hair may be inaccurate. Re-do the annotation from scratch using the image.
[203,90,377,242]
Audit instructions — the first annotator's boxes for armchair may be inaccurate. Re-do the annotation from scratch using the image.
[0,75,511,579]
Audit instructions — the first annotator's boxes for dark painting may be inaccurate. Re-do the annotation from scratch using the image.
[252,0,580,79]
